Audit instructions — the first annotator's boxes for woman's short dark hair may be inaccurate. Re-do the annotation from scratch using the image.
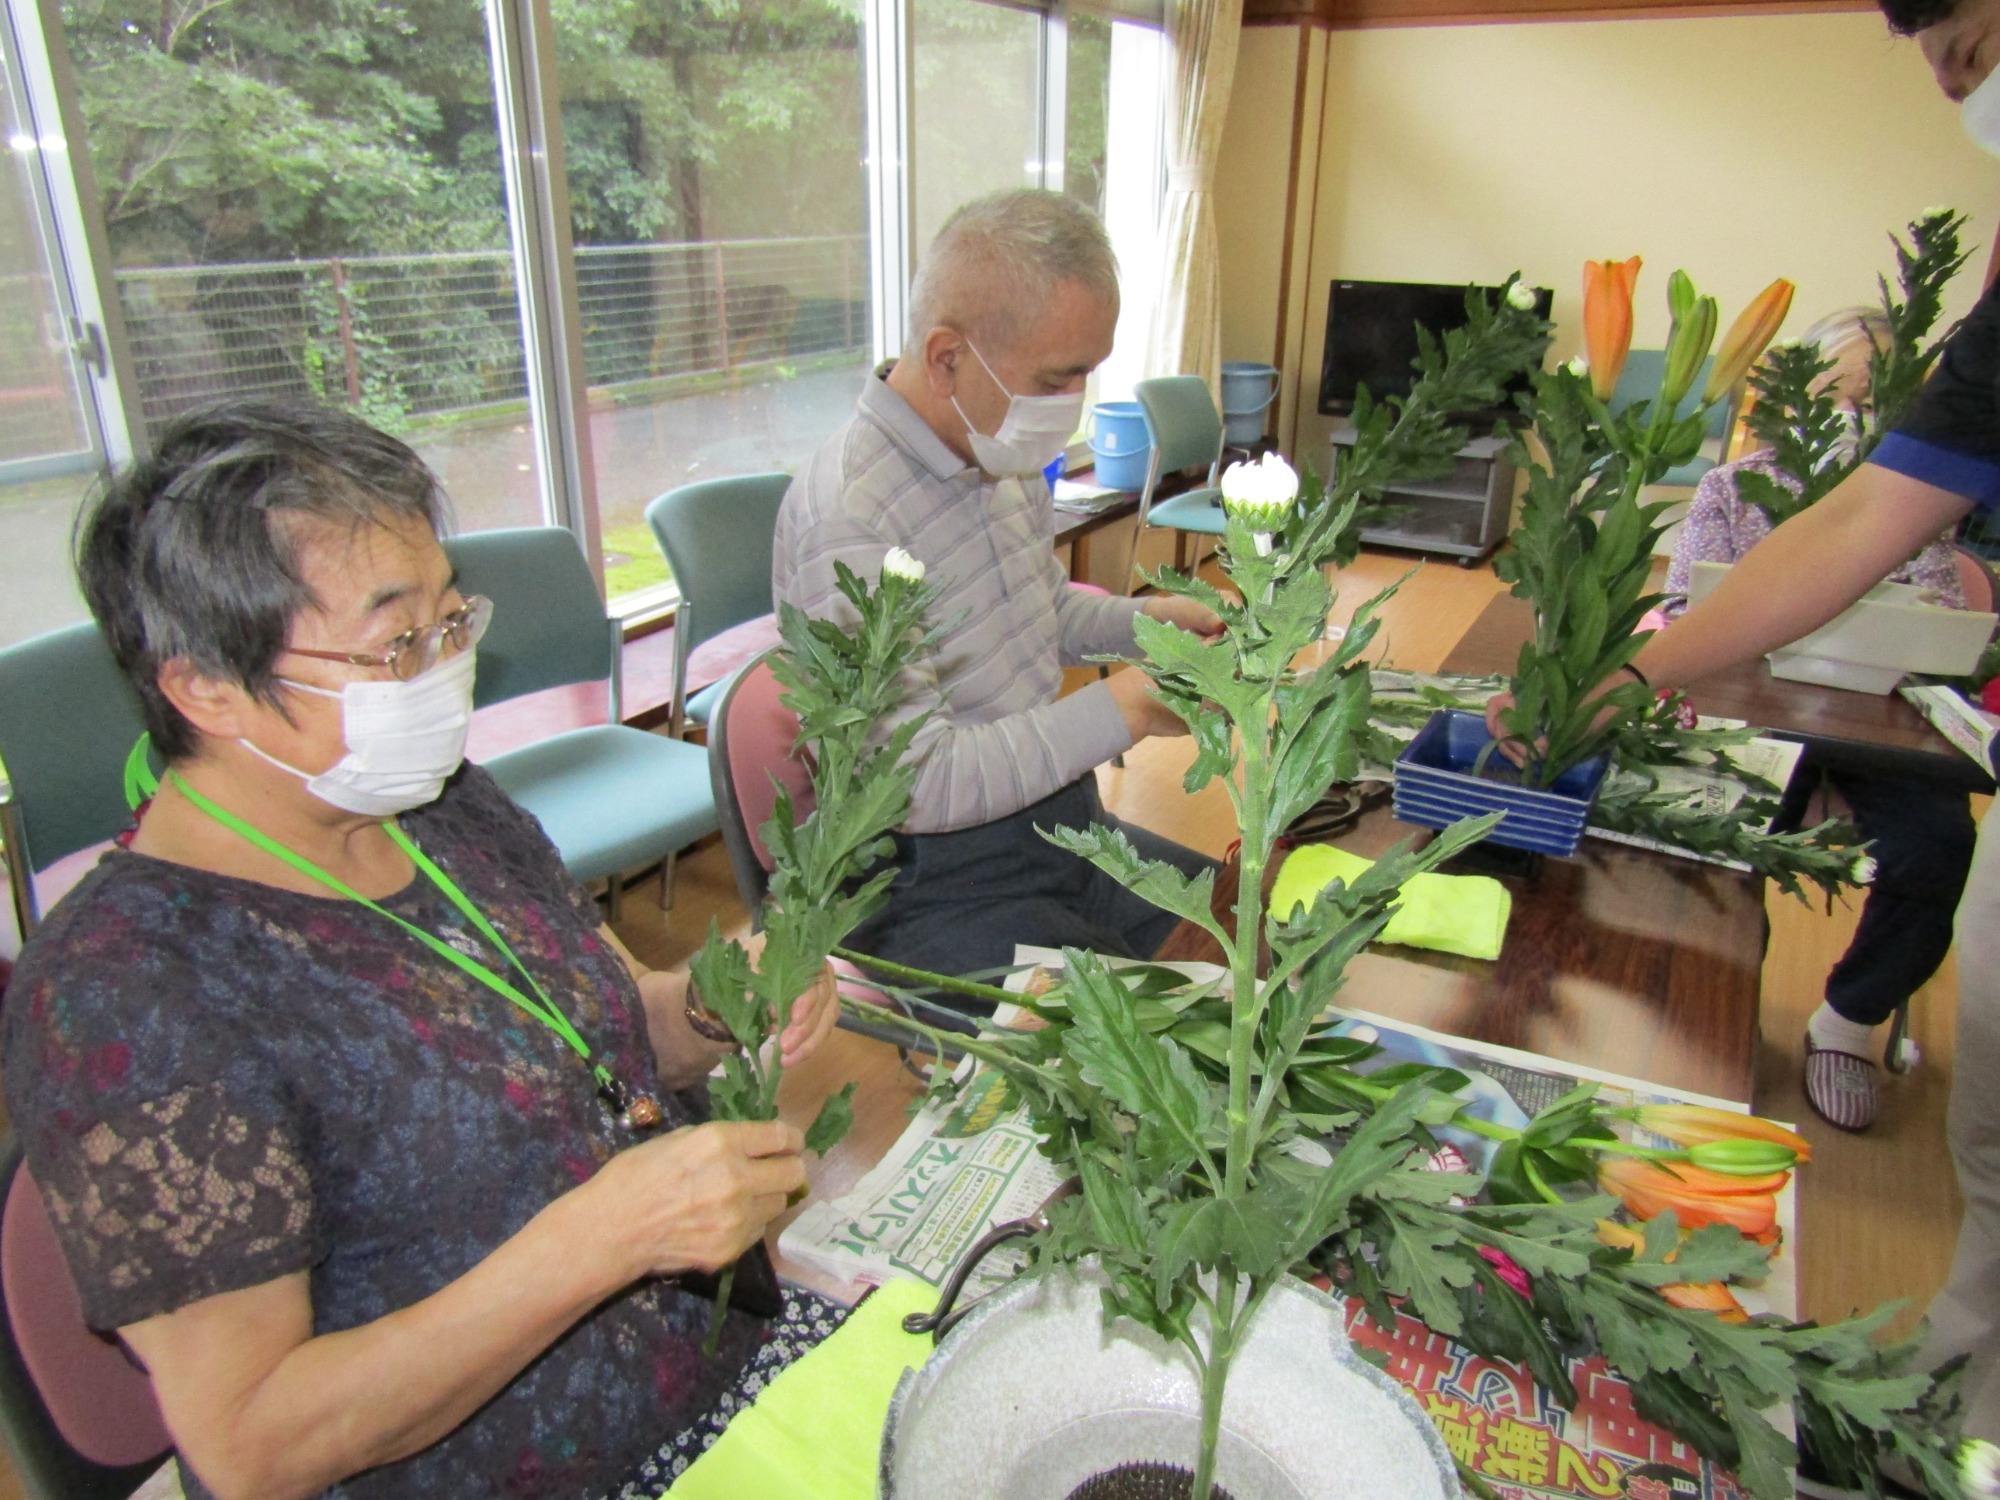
[76,399,449,760]
[1880,0,1959,33]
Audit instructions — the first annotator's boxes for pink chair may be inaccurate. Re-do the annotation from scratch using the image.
[706,653,907,1037]
[0,1137,171,1498]
[1955,546,1999,614]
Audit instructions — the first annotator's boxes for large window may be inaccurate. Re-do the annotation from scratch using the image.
[0,0,1162,637]
[1,15,100,646]
[911,0,1042,253]
[555,0,870,608]
[53,0,550,540]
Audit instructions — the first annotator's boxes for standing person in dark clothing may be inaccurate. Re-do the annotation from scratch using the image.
[1491,0,2000,1452]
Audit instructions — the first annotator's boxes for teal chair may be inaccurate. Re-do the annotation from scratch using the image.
[1607,350,1738,489]
[443,527,718,916]
[644,473,790,739]
[1132,376,1228,589]
[0,623,149,937]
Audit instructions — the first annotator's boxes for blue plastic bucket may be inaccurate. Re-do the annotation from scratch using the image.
[1221,362,1279,446]
[1087,401,1152,491]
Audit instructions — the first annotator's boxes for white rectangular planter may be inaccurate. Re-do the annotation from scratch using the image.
[1687,560,1997,695]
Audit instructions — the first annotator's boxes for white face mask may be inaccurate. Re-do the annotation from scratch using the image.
[1963,65,2000,156]
[949,338,1085,478]
[241,645,478,817]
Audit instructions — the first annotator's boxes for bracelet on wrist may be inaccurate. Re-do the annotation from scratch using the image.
[683,976,738,1046]
[1619,661,1650,689]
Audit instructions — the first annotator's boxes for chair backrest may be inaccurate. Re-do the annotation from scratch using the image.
[0,1136,170,1499]
[1607,350,1733,442]
[0,623,149,923]
[442,528,614,710]
[1134,376,1226,479]
[708,652,816,915]
[645,475,790,656]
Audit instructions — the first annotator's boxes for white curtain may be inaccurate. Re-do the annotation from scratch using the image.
[1142,0,1244,398]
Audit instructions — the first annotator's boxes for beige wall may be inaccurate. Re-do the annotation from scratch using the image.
[1215,11,2000,476]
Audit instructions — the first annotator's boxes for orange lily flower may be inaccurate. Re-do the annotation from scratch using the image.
[1593,1221,1750,1321]
[1628,1104,1811,1164]
[1659,1280,1750,1323]
[1598,1158,1780,1245]
[1581,256,1641,401]
[1703,278,1796,403]
[1595,1219,1646,1252]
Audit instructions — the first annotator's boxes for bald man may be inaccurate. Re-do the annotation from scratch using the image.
[773,189,1220,999]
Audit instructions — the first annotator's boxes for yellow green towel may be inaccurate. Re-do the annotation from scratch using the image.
[1270,844,1511,961]
[669,1278,935,1497]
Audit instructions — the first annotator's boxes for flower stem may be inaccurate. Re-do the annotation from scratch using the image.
[830,946,1021,1006]
[1188,1270,1239,1500]
[702,1266,735,1357]
[833,995,1031,1077]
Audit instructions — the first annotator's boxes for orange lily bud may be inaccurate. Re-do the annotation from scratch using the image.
[1649,1160,1791,1196]
[1660,1281,1750,1323]
[1628,1104,1811,1163]
[1599,1158,1779,1242]
[1704,278,1795,404]
[1582,256,1642,402]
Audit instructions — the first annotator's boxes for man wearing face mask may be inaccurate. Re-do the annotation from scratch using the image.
[774,189,1223,995]
[1480,1,2000,1463]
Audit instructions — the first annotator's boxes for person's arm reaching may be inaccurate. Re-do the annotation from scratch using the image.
[1633,462,1973,690]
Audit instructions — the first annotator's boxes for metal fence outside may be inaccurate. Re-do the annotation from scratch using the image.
[113,235,871,437]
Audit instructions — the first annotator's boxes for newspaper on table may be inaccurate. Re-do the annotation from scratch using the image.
[1900,680,2000,775]
[777,954,1225,1297]
[1052,477,1126,515]
[1582,725,1803,872]
[1366,670,1807,872]
[781,949,1799,1499]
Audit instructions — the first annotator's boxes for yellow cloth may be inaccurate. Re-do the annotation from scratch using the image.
[1270,844,1511,961]
[669,1279,935,1497]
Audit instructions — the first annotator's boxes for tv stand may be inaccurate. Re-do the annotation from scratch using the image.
[1330,423,1516,566]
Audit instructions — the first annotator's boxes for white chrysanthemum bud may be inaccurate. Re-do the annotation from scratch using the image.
[1505,281,1538,312]
[1851,854,1878,886]
[1564,355,1589,379]
[1220,453,1299,548]
[1961,1439,2000,1499]
[882,547,925,583]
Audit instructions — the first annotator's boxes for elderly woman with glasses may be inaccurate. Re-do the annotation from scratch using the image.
[1,400,842,1500]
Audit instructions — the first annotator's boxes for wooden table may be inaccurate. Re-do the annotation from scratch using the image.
[1155,805,1767,1104]
[1446,592,1995,793]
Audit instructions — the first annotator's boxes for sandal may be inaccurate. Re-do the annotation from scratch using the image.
[1804,1033,1879,1133]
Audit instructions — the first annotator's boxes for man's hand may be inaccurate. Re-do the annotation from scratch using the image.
[1104,665,1189,742]
[1141,594,1227,638]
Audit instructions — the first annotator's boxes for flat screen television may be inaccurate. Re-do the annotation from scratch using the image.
[1316,279,1552,423]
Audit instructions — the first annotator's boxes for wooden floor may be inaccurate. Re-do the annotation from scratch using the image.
[0,547,1968,1498]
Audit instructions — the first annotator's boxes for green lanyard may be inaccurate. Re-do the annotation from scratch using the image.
[135,742,658,1128]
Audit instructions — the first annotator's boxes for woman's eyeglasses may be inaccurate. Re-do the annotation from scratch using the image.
[283,595,494,682]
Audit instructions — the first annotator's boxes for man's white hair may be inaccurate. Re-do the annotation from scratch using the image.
[905,189,1119,356]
